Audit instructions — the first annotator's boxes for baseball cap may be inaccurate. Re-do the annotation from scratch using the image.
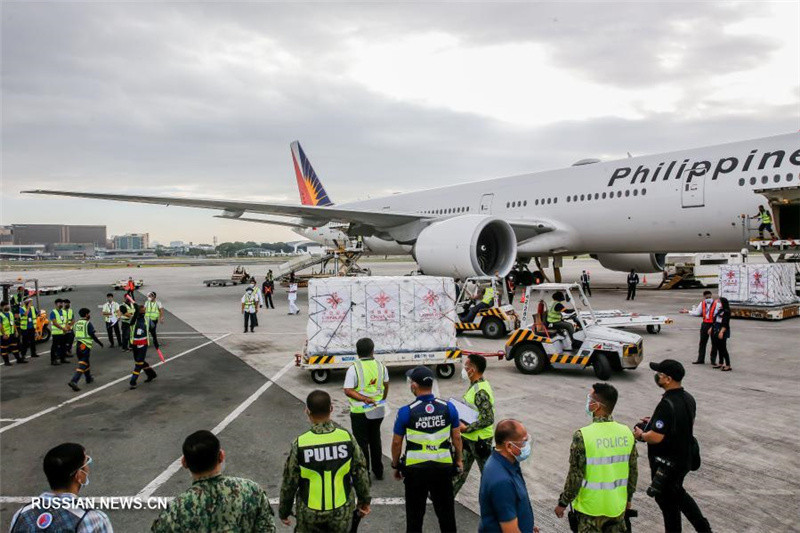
[405,366,435,387]
[649,359,685,382]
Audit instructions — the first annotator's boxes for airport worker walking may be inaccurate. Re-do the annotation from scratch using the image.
[145,291,164,356]
[262,276,275,309]
[711,297,732,371]
[391,366,462,533]
[554,383,637,533]
[751,205,778,240]
[680,290,718,365]
[478,419,536,533]
[125,276,136,299]
[63,299,75,356]
[1,300,27,366]
[8,442,113,533]
[344,337,390,480]
[151,430,275,532]
[626,270,639,301]
[119,303,132,351]
[68,308,103,392]
[633,360,711,533]
[129,300,157,389]
[581,270,592,297]
[279,390,371,533]
[101,293,122,348]
[241,285,259,333]
[287,273,300,315]
[49,299,68,365]
[453,353,495,495]
[18,297,39,359]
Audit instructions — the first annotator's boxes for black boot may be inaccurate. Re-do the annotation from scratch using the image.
[68,382,80,392]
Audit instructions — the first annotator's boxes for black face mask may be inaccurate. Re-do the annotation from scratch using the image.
[654,373,662,387]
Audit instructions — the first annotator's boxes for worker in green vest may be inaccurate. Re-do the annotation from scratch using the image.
[547,291,576,350]
[279,390,371,532]
[18,297,40,359]
[751,205,778,240]
[145,292,164,355]
[49,299,68,365]
[1,300,27,366]
[10,286,25,323]
[68,308,104,392]
[454,353,495,495]
[554,383,638,532]
[461,283,496,322]
[62,299,75,357]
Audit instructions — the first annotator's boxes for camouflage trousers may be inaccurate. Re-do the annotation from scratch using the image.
[453,438,490,495]
[576,510,627,533]
[295,502,354,533]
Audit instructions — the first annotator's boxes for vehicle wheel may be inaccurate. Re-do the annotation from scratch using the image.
[206,283,211,287]
[311,369,330,384]
[593,353,612,380]
[646,324,661,334]
[436,364,455,379]
[37,326,52,343]
[481,317,505,339]
[514,344,547,374]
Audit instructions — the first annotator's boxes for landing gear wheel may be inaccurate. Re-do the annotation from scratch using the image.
[514,344,547,375]
[311,369,330,384]
[37,326,52,343]
[592,353,612,380]
[481,317,505,339]
[436,364,455,379]
[646,324,661,334]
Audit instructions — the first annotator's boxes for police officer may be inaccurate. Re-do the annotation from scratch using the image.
[344,337,389,480]
[626,270,639,301]
[1,300,27,366]
[391,366,462,533]
[279,390,371,532]
[68,308,103,392]
[751,205,778,240]
[453,353,495,496]
[62,299,75,356]
[49,299,68,365]
[145,292,164,355]
[18,297,39,359]
[554,383,638,532]
[129,300,157,389]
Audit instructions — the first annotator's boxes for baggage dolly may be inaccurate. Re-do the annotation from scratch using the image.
[578,310,673,334]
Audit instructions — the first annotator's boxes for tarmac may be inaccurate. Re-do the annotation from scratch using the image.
[1,259,798,532]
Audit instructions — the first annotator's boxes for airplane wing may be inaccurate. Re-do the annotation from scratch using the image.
[214,215,309,229]
[23,189,424,228]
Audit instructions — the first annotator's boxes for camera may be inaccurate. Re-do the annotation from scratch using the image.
[646,456,675,498]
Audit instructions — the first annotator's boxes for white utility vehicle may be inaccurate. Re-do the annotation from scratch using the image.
[454,276,519,338]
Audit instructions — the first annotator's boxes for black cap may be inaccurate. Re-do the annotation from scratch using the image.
[649,359,685,382]
[405,366,435,387]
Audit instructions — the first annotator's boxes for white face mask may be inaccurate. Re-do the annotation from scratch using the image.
[461,367,470,382]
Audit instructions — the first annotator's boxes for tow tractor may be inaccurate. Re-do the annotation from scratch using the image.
[203,266,253,287]
[506,283,644,380]
[1,279,52,343]
[455,276,520,339]
[113,279,143,290]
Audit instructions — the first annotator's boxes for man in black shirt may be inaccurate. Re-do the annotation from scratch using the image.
[626,270,639,300]
[634,359,711,532]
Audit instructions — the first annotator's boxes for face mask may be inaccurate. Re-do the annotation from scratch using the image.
[585,394,594,417]
[78,456,92,487]
[512,439,532,462]
[654,373,662,386]
[461,367,470,382]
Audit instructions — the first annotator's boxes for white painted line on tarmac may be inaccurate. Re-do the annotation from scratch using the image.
[0,419,20,422]
[0,334,231,435]
[0,496,409,505]
[136,359,295,499]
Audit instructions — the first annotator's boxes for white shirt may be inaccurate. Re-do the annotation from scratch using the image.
[343,359,390,389]
[288,283,298,299]
[102,301,120,323]
[241,291,258,312]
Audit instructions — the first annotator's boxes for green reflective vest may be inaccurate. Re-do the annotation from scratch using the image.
[349,359,385,414]
[547,301,563,323]
[19,306,36,330]
[759,211,772,224]
[573,421,634,517]
[51,309,66,336]
[297,428,354,511]
[0,312,16,336]
[482,287,495,305]
[74,319,93,349]
[145,300,161,321]
[65,308,74,324]
[462,379,495,441]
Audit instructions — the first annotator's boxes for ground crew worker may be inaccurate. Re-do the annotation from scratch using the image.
[454,353,495,495]
[751,205,778,240]
[461,284,495,322]
[145,291,164,355]
[101,293,122,348]
[1,300,27,366]
[63,299,75,356]
[581,270,592,297]
[681,290,718,365]
[119,303,132,351]
[344,337,390,480]
[262,276,275,309]
[241,286,259,333]
[125,276,136,299]
[287,273,300,315]
[129,300,157,389]
[49,299,68,365]
[547,291,576,350]
[554,383,638,532]
[279,390,371,532]
[18,298,39,359]
[392,366,462,533]
[68,308,103,392]
[10,286,26,321]
[626,270,639,301]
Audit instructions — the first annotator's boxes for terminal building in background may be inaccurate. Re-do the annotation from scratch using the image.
[113,233,150,250]
[11,224,107,247]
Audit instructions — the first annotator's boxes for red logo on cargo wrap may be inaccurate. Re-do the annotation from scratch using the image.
[326,292,343,309]
[752,271,764,289]
[374,291,391,308]
[423,290,439,307]
[726,270,736,280]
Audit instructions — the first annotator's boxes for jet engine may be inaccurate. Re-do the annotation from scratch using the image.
[593,253,666,273]
[414,215,517,278]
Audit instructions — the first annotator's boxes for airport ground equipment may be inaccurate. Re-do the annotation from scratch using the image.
[661,253,744,289]
[1,279,52,342]
[455,276,520,339]
[505,283,644,380]
[113,279,144,290]
[578,309,673,334]
[277,241,369,287]
[719,262,799,321]
[203,266,252,287]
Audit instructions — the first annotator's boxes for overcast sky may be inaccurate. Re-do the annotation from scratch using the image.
[2,2,798,244]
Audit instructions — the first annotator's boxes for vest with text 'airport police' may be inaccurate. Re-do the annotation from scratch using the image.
[296,428,354,511]
[73,319,93,349]
[574,421,634,518]
[404,397,454,468]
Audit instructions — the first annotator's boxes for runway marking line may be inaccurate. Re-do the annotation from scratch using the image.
[0,334,231,435]
[136,359,295,499]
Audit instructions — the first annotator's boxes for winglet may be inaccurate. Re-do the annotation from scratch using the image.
[290,141,333,206]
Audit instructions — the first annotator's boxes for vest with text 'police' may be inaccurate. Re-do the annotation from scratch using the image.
[296,428,354,511]
[404,398,454,468]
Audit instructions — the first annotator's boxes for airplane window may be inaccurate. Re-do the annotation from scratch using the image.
[642,188,647,195]
[788,173,794,182]
[738,178,745,186]
[774,174,781,183]
[580,194,585,201]
[574,195,579,202]
[553,198,558,204]
[587,195,591,202]
[506,202,510,208]
[594,193,599,200]
[547,198,552,204]
[625,190,630,197]
[633,189,638,196]
[602,192,607,199]
[617,191,622,197]
[761,176,768,184]
[523,200,527,207]
[566,196,571,203]
[749,177,756,185]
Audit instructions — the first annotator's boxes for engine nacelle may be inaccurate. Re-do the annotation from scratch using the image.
[414,215,517,278]
[593,253,666,273]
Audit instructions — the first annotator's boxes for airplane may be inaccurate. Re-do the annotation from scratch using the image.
[25,133,800,280]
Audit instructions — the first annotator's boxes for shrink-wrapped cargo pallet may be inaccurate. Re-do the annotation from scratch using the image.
[718,263,798,305]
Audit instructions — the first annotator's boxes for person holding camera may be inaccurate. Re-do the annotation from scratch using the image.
[554,383,637,532]
[633,360,711,532]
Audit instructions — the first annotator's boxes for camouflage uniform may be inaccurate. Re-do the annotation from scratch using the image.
[558,415,638,533]
[453,379,494,494]
[151,474,275,532]
[279,420,371,533]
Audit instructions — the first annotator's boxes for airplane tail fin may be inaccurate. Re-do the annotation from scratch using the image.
[290,141,333,206]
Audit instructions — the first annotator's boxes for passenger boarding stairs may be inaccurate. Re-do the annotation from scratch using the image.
[275,240,367,279]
